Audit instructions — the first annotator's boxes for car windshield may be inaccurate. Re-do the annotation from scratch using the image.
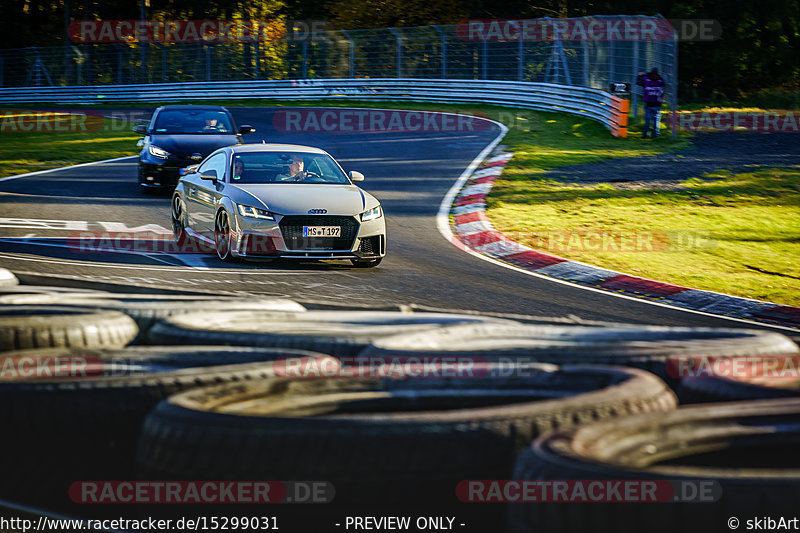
[230,152,350,185]
[152,110,234,134]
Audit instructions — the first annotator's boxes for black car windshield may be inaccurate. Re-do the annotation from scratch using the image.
[152,110,234,134]
[230,152,350,184]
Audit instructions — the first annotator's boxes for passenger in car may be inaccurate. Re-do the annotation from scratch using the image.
[232,159,246,181]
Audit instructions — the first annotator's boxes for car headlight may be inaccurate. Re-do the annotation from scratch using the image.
[360,205,382,222]
[237,204,275,221]
[148,145,170,159]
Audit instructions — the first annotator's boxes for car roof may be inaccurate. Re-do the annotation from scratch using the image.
[158,105,231,111]
[230,144,330,155]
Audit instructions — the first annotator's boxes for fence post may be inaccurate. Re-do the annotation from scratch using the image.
[253,41,259,79]
[301,40,308,78]
[608,39,615,89]
[482,40,488,79]
[389,28,402,78]
[631,39,639,119]
[342,30,355,78]
[582,41,589,87]
[205,44,212,81]
[117,47,123,84]
[432,25,446,79]
[671,31,678,139]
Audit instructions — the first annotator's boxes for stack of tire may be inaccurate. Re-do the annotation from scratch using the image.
[1,266,798,532]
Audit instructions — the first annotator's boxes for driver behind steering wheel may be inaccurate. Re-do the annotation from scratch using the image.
[276,154,309,182]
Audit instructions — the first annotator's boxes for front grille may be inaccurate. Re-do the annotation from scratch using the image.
[279,216,358,251]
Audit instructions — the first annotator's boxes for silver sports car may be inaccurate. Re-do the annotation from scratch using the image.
[171,144,386,267]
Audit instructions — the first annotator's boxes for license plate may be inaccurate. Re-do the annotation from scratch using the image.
[303,226,341,237]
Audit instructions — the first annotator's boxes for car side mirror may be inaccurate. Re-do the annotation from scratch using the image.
[238,125,256,135]
[349,171,365,182]
[184,165,200,174]
[133,124,148,134]
[199,169,218,182]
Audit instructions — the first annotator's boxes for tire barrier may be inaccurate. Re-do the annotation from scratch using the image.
[147,310,514,356]
[137,363,675,512]
[678,353,800,403]
[509,398,800,533]
[0,269,19,288]
[0,280,795,528]
[360,322,799,382]
[0,346,336,510]
[0,293,305,338]
[0,306,138,352]
[0,286,114,296]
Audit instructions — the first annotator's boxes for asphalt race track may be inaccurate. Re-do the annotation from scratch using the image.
[0,107,792,334]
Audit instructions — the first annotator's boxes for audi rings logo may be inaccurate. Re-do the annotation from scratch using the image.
[308,209,327,214]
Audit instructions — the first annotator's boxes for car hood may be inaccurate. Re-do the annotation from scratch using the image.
[149,134,238,158]
[228,183,378,216]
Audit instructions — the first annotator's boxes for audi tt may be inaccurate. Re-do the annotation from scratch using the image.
[171,144,386,267]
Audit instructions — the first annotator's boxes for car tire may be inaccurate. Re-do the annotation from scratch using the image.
[137,364,675,509]
[0,292,306,338]
[0,268,18,288]
[171,193,189,245]
[677,353,800,403]
[359,322,799,382]
[147,310,514,356]
[0,346,335,510]
[509,398,800,533]
[351,257,382,268]
[215,209,235,262]
[138,165,154,195]
[0,286,112,297]
[0,306,138,352]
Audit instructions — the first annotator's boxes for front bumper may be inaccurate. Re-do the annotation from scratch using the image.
[230,212,386,260]
[139,156,198,188]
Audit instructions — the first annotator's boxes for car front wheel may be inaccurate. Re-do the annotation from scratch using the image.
[171,195,188,245]
[215,210,235,262]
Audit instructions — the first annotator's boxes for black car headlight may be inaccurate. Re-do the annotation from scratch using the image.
[237,204,275,221]
[148,145,170,159]
[360,206,382,222]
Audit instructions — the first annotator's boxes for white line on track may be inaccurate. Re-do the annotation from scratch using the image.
[0,252,343,276]
[0,155,137,182]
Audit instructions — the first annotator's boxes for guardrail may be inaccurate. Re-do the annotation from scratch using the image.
[0,78,629,137]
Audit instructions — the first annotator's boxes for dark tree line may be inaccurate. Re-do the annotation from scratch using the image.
[4,0,798,100]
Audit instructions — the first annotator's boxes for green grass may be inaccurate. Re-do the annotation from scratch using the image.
[488,167,800,306]
[0,112,138,177]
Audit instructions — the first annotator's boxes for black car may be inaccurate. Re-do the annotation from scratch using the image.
[134,105,255,192]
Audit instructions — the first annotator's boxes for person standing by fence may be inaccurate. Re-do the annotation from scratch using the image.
[637,68,666,138]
